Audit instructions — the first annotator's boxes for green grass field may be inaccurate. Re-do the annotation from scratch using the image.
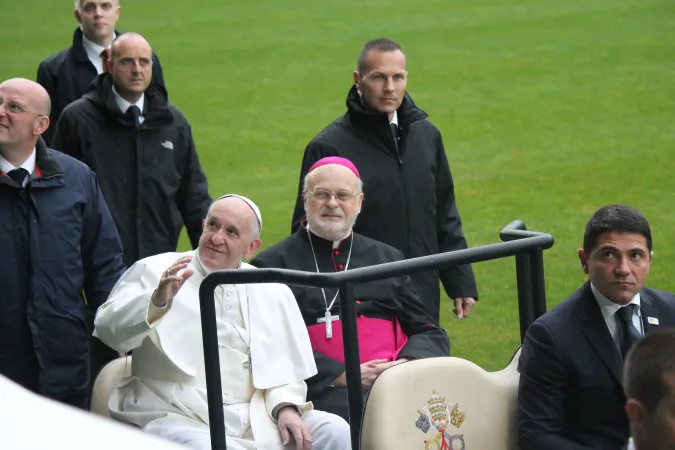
[3,0,673,370]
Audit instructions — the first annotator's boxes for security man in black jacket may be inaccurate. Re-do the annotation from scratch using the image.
[50,32,211,380]
[292,38,477,322]
[37,0,166,145]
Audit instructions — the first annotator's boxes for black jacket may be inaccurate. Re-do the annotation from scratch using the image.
[51,75,211,267]
[37,28,166,145]
[0,138,125,407]
[291,86,477,319]
[518,282,675,450]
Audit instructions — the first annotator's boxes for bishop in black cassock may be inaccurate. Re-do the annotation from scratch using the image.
[250,156,449,422]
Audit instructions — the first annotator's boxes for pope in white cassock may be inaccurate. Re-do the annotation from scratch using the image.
[94,194,350,450]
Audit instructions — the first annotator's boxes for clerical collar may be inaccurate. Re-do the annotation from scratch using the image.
[306,223,352,249]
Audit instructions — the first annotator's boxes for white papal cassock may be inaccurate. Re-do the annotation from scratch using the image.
[94,250,349,450]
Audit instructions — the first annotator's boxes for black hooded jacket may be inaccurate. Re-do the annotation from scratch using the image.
[51,75,211,267]
[37,28,167,145]
[291,86,477,319]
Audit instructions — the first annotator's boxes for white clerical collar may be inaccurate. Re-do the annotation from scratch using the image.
[592,282,641,321]
[306,223,352,249]
[0,147,36,179]
[112,86,145,116]
[82,32,115,73]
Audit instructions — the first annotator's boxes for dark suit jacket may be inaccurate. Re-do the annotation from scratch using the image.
[37,28,166,145]
[518,281,675,450]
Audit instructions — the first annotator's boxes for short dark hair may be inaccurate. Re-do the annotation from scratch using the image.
[357,38,404,74]
[624,329,675,412]
[583,204,652,254]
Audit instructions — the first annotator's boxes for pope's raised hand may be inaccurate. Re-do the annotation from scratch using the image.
[152,256,194,307]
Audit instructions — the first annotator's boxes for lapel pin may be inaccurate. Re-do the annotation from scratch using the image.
[648,317,660,325]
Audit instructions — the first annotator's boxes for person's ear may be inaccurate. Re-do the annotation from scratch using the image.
[578,248,589,274]
[34,115,50,137]
[245,238,262,260]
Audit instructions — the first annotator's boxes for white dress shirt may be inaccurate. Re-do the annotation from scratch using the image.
[81,32,115,75]
[390,110,399,126]
[592,283,644,354]
[112,86,146,125]
[0,148,36,187]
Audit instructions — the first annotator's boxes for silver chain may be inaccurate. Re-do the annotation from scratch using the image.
[230,301,251,349]
[306,228,354,313]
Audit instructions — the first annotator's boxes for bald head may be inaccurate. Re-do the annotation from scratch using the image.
[110,32,152,59]
[0,78,51,116]
[0,78,51,163]
[109,32,153,104]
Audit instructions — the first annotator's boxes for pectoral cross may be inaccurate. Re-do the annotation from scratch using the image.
[317,311,339,338]
[243,352,252,371]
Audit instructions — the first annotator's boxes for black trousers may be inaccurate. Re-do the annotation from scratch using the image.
[310,386,368,423]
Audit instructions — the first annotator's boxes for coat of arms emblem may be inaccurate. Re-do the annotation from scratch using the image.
[415,389,466,449]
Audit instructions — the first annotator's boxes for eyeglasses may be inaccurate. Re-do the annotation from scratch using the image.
[308,189,360,202]
[0,98,45,116]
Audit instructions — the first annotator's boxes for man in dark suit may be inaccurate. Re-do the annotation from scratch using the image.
[623,329,675,450]
[518,204,675,450]
[0,77,125,408]
[36,0,166,145]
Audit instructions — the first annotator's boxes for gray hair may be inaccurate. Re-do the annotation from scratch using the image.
[302,170,364,195]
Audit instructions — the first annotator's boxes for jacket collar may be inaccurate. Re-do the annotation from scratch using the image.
[0,137,64,187]
[577,281,624,384]
[638,288,661,335]
[71,28,90,64]
[34,137,64,179]
[83,74,172,126]
[345,84,428,128]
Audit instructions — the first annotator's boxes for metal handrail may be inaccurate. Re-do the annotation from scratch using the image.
[199,221,554,450]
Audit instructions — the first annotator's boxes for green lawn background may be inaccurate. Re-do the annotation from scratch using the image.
[3,0,673,369]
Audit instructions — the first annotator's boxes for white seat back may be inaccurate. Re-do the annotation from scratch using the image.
[360,348,521,450]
